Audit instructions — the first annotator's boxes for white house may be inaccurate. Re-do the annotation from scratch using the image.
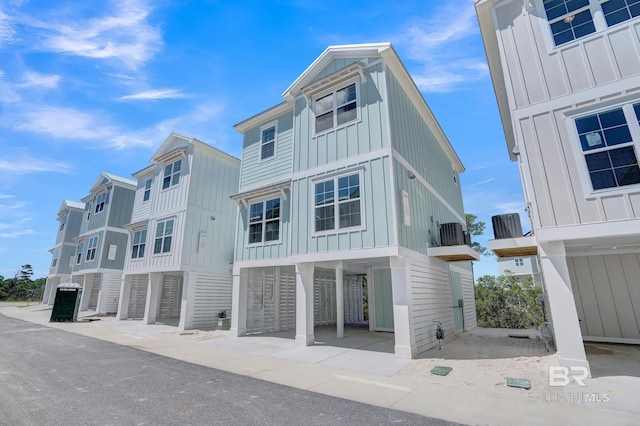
[230,43,479,359]
[43,200,85,305]
[476,0,640,373]
[116,133,240,330]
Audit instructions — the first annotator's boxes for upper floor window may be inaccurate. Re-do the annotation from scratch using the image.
[162,159,181,189]
[86,236,98,261]
[154,219,174,254]
[59,215,67,232]
[76,241,84,264]
[51,249,59,268]
[314,172,362,233]
[515,258,524,267]
[131,229,147,259]
[602,0,640,26]
[248,198,281,244]
[143,179,152,202]
[574,104,640,190]
[94,192,107,214]
[260,123,277,161]
[314,82,358,134]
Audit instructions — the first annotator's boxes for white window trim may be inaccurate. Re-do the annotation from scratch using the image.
[161,159,183,191]
[143,178,152,202]
[59,215,67,232]
[85,235,98,262]
[402,190,411,226]
[94,191,108,215]
[259,120,278,162]
[51,249,59,268]
[76,241,85,265]
[246,195,283,247]
[153,218,175,255]
[566,101,640,198]
[311,169,366,237]
[131,228,147,259]
[312,77,361,136]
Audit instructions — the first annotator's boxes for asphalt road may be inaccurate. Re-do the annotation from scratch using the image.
[0,314,459,426]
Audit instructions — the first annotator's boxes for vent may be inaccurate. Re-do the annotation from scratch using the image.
[440,222,465,246]
[492,213,523,239]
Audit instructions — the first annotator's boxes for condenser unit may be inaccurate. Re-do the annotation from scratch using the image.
[492,213,523,239]
[440,222,465,246]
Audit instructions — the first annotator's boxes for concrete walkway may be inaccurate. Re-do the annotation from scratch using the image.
[2,303,638,425]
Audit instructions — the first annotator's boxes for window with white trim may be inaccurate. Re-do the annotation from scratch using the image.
[86,236,98,261]
[314,172,362,233]
[131,229,147,259]
[162,159,181,189]
[51,249,59,268]
[602,0,640,26]
[314,82,358,133]
[143,179,152,202]
[260,123,277,160]
[248,198,281,244]
[76,241,84,264]
[574,104,640,190]
[515,258,524,267]
[154,219,174,254]
[59,215,67,232]
[94,192,107,214]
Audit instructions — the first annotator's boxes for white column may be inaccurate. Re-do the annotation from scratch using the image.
[144,273,161,325]
[336,263,344,338]
[295,263,315,346]
[43,278,55,305]
[179,272,195,331]
[230,268,248,337]
[274,267,281,332]
[366,267,375,331]
[79,275,90,311]
[390,256,416,359]
[539,242,590,375]
[117,275,131,320]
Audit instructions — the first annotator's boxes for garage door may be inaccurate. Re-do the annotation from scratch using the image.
[127,275,148,319]
[159,275,183,319]
[246,267,296,334]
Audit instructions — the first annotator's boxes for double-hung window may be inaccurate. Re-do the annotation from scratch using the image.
[154,219,174,254]
[248,198,281,244]
[314,82,358,133]
[314,172,362,233]
[76,241,84,264]
[601,0,640,26]
[143,179,152,202]
[574,104,640,191]
[162,159,181,189]
[260,123,277,161]
[515,258,524,267]
[51,249,59,268]
[95,192,107,214]
[59,215,67,232]
[131,229,147,259]
[86,236,98,261]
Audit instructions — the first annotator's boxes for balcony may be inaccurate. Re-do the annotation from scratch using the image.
[429,244,481,261]
[488,213,538,258]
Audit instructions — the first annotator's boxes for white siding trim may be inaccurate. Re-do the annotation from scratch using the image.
[290,146,392,181]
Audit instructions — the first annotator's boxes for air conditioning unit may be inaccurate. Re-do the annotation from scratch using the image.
[440,222,465,246]
[492,213,523,239]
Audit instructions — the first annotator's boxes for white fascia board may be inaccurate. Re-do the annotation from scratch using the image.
[535,219,640,242]
[233,102,292,133]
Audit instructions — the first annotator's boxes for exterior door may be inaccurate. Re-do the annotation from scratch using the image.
[88,274,100,309]
[373,269,394,331]
[450,271,464,332]
[246,268,276,333]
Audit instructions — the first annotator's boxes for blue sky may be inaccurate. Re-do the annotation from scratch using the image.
[0,0,527,279]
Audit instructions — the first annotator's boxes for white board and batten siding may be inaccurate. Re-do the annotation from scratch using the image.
[103,271,122,314]
[568,254,640,341]
[245,267,296,334]
[192,271,233,329]
[127,274,149,319]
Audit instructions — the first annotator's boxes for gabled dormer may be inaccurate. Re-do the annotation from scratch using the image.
[80,172,136,233]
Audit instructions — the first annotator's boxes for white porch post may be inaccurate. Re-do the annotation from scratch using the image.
[179,272,195,331]
[117,274,131,320]
[144,273,161,325]
[390,256,416,359]
[366,267,374,331]
[79,275,90,311]
[274,267,281,332]
[230,268,248,337]
[295,263,315,346]
[539,242,590,375]
[43,278,55,305]
[336,263,344,338]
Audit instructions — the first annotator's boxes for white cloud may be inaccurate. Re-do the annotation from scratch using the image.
[0,153,72,175]
[399,0,489,92]
[0,193,14,199]
[32,0,162,69]
[0,229,36,238]
[470,178,496,186]
[119,88,190,101]
[19,71,61,88]
[0,201,35,239]
[0,11,16,47]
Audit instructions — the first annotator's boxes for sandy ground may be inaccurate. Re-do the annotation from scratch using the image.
[397,328,558,396]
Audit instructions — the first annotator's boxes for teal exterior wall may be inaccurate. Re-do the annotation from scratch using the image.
[80,194,108,234]
[108,186,135,228]
[101,231,129,270]
[55,245,77,275]
[234,197,291,262]
[308,58,366,84]
[77,231,103,271]
[239,111,294,192]
[290,156,394,255]
[293,61,389,173]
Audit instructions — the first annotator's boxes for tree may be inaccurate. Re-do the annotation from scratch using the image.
[474,273,544,329]
[465,213,490,256]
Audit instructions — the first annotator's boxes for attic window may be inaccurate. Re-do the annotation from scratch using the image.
[162,159,182,189]
[313,81,359,134]
[95,192,108,214]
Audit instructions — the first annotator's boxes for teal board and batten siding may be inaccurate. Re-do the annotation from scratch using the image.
[65,210,84,243]
[108,186,135,228]
[568,254,640,340]
[56,245,77,275]
[293,61,388,173]
[290,156,394,256]
[234,198,291,262]
[239,112,293,192]
[307,58,365,84]
[77,231,103,271]
[81,199,107,233]
[386,70,464,217]
[100,231,129,270]
[394,159,463,254]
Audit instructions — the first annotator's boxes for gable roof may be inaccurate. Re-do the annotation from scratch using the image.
[58,199,85,216]
[85,172,137,197]
[151,132,240,165]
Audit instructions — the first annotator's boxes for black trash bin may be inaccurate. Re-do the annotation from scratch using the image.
[50,283,83,322]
